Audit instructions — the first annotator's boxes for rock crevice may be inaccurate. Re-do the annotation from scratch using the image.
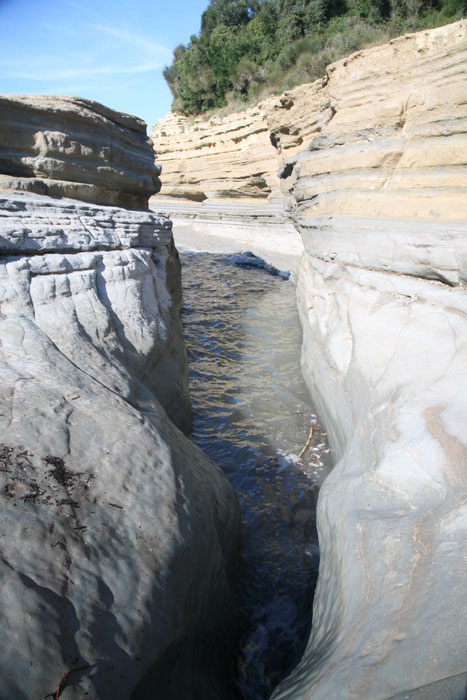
[271,19,467,700]
[151,19,467,700]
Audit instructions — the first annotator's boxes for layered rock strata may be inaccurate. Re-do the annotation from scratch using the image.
[0,95,161,208]
[151,20,467,219]
[281,19,467,221]
[0,95,240,699]
[271,20,467,700]
[150,198,304,278]
[151,81,328,201]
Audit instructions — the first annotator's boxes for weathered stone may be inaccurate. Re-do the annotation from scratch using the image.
[150,81,330,201]
[271,217,467,700]
[151,20,467,222]
[0,95,161,208]
[280,20,467,221]
[150,198,304,278]
[271,19,467,700]
[0,190,240,699]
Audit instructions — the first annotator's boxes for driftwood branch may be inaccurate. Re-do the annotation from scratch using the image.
[298,425,313,459]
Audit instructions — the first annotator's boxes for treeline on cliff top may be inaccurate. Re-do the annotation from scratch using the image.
[163,0,466,115]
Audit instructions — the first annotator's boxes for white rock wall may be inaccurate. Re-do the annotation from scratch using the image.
[272,219,467,699]
[0,191,240,699]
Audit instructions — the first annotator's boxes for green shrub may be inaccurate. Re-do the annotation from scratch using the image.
[163,0,466,116]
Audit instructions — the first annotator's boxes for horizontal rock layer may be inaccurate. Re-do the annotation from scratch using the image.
[281,19,467,221]
[150,198,304,278]
[0,95,161,208]
[151,81,329,201]
[0,190,240,699]
[152,19,467,221]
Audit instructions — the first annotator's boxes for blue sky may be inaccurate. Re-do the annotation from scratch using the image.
[0,0,209,130]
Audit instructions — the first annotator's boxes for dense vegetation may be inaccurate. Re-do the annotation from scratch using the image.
[163,0,466,115]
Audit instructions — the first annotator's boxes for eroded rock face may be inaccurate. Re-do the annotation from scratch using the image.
[0,95,161,208]
[271,20,467,700]
[150,81,330,201]
[152,18,467,699]
[281,19,467,221]
[149,198,305,278]
[271,218,467,700]
[151,20,467,221]
[0,191,240,699]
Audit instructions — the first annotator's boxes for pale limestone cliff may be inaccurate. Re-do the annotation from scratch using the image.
[151,19,467,221]
[271,215,467,699]
[281,19,467,221]
[151,81,330,201]
[0,95,161,208]
[273,20,467,700]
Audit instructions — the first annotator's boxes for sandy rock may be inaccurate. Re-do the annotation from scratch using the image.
[150,198,304,278]
[151,20,467,221]
[150,18,467,699]
[271,216,467,700]
[0,95,161,208]
[281,20,467,221]
[0,190,240,699]
[150,81,330,201]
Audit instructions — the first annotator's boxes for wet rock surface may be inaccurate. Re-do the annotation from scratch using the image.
[228,251,290,279]
[149,199,304,279]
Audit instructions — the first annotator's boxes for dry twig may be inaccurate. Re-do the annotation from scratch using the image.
[298,425,313,459]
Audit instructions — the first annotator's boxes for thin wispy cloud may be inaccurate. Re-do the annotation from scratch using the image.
[0,0,201,125]
[0,22,172,82]
[6,63,169,81]
[90,24,170,55]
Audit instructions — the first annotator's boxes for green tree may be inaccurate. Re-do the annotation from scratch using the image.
[163,0,465,115]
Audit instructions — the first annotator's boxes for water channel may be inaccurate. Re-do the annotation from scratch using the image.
[180,251,333,700]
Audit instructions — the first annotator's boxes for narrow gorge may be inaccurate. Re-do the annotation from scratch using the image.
[151,19,467,700]
[0,17,466,700]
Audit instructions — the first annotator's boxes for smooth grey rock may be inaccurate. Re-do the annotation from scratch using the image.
[0,191,188,430]
[0,190,240,699]
[0,95,161,208]
[271,215,467,700]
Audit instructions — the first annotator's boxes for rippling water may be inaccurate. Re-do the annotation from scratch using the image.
[180,252,332,700]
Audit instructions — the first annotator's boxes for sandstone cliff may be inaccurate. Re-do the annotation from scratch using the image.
[153,19,467,700]
[151,19,467,219]
[0,97,240,699]
[0,95,161,208]
[151,80,328,201]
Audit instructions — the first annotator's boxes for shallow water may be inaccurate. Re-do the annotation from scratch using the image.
[180,252,332,699]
